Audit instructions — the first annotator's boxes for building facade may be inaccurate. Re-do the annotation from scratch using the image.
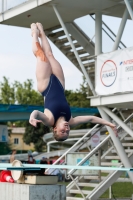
[9,127,34,151]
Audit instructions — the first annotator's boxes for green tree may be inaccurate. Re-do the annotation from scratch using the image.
[23,122,50,152]
[0,77,44,105]
[14,80,44,105]
[0,142,11,155]
[65,76,90,108]
[0,77,15,104]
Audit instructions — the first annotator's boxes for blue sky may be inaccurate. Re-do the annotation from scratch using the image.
[0,14,133,91]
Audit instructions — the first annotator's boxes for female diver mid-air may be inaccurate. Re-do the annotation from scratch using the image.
[29,23,117,141]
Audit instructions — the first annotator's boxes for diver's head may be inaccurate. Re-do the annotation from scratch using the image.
[53,118,70,141]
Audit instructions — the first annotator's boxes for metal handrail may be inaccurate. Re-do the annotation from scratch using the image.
[101,113,133,159]
[86,153,133,199]
[67,113,133,177]
[75,124,104,152]
[90,15,126,49]
[69,174,86,200]
[67,135,110,177]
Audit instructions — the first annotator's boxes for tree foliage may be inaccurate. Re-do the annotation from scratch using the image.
[0,142,11,155]
[65,76,90,108]
[23,122,49,152]
[0,77,44,105]
[0,77,15,104]
[14,80,44,105]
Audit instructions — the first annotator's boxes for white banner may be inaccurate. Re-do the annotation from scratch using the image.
[96,47,133,95]
[0,125,8,142]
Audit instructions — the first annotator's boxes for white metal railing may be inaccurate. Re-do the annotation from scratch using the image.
[65,113,133,195]
[50,112,133,168]
[67,113,133,177]
[0,0,52,14]
[67,135,110,177]
[89,15,126,49]
[0,0,29,13]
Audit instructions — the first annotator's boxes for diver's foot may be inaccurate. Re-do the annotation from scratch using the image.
[31,23,39,37]
[36,22,44,37]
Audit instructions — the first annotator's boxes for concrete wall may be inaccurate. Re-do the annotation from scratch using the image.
[0,183,66,200]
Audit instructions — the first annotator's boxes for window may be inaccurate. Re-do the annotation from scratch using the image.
[14,138,19,144]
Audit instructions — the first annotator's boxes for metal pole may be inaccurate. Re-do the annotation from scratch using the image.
[1,0,4,20]
[69,174,86,200]
[112,8,128,51]
[1,0,3,12]
[47,144,50,153]
[98,149,101,182]
[98,108,133,182]
[94,12,133,182]
[52,5,96,95]
[102,106,133,138]
[109,186,112,199]
[95,12,102,54]
[91,15,126,48]
[95,12,102,87]
[124,0,133,21]
[118,109,125,121]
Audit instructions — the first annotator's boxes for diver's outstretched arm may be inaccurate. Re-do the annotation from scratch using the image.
[69,116,118,136]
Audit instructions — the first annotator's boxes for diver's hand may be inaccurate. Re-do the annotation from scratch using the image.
[109,123,118,137]
[29,118,42,127]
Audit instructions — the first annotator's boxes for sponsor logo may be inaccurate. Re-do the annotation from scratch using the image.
[125,66,133,72]
[127,77,133,80]
[100,60,117,87]
[120,59,133,65]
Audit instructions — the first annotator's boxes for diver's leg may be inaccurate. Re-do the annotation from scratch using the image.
[36,22,65,89]
[31,23,52,93]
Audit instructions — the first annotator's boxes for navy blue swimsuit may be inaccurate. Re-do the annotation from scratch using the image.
[41,74,71,125]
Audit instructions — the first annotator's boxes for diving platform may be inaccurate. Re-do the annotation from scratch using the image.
[0,0,130,29]
[90,92,133,109]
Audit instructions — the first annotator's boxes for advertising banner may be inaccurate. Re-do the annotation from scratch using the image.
[96,47,133,95]
[0,125,8,142]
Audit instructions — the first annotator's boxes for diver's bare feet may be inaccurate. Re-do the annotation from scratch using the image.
[36,22,44,37]
[31,23,39,37]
